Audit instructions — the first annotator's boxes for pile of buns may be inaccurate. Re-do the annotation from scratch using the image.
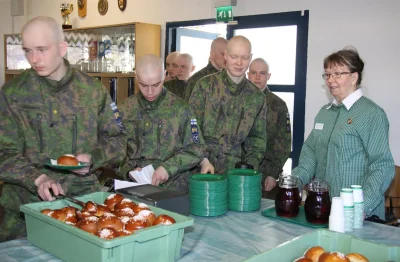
[40,193,176,239]
[294,246,369,262]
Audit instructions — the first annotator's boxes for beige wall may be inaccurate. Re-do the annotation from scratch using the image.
[1,0,399,165]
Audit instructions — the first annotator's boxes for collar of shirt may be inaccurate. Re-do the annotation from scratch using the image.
[39,59,73,92]
[326,88,363,110]
[221,69,248,96]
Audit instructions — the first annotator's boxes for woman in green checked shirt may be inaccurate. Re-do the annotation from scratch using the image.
[292,47,394,220]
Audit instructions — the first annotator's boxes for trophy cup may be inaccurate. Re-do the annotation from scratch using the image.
[60,2,73,29]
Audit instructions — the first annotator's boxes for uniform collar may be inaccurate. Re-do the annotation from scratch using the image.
[262,85,270,94]
[39,59,73,92]
[138,87,167,111]
[221,69,248,96]
[326,88,363,110]
[207,62,219,72]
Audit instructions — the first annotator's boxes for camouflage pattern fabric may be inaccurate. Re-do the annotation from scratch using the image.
[188,70,267,174]
[119,88,205,192]
[259,87,291,199]
[164,78,186,99]
[0,59,127,241]
[184,62,219,102]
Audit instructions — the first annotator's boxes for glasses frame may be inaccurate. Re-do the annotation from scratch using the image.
[322,72,352,80]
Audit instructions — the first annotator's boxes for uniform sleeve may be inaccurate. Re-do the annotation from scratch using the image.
[184,77,196,102]
[363,111,395,216]
[263,103,291,179]
[88,89,127,171]
[292,128,317,185]
[0,89,42,193]
[162,107,205,176]
[244,98,267,170]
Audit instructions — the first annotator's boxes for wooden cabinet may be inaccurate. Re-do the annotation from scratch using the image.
[3,22,161,104]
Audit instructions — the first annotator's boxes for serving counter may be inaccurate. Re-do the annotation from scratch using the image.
[0,199,399,262]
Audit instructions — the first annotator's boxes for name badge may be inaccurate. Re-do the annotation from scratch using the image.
[315,123,324,130]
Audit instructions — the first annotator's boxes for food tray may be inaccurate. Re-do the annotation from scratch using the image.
[20,192,194,262]
[244,229,400,262]
[261,206,328,228]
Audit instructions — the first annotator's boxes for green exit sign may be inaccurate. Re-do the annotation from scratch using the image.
[216,6,233,23]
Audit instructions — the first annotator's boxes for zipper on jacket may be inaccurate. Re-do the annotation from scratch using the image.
[36,113,43,153]
[235,109,245,136]
[72,114,77,155]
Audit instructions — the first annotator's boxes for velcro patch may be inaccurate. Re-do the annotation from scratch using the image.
[191,118,200,143]
[110,102,126,132]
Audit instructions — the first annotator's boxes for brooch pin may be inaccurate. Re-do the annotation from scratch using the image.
[347,118,353,124]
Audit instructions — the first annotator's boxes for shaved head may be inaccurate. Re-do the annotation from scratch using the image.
[136,54,165,80]
[165,51,180,79]
[210,37,228,70]
[248,58,271,90]
[226,35,252,54]
[250,58,269,73]
[22,16,64,44]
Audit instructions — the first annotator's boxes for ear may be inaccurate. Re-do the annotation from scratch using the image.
[247,72,250,78]
[191,65,196,72]
[59,41,68,57]
[351,72,359,86]
[209,50,214,59]
[267,73,271,81]
[224,50,228,61]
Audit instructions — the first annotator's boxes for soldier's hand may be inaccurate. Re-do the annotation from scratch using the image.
[72,153,92,175]
[152,166,169,186]
[35,174,64,201]
[200,158,214,174]
[264,176,277,191]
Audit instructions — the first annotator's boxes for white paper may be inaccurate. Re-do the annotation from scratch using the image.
[114,179,141,190]
[128,164,155,185]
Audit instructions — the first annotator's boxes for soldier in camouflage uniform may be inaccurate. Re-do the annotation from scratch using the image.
[248,58,291,199]
[164,51,180,82]
[119,54,213,192]
[184,37,228,101]
[0,17,126,241]
[188,36,267,174]
[164,53,195,99]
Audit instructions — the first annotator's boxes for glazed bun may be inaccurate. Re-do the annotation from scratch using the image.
[132,203,150,214]
[305,246,325,261]
[97,228,119,239]
[104,194,124,211]
[97,216,123,232]
[78,216,99,234]
[114,207,135,217]
[318,252,350,262]
[346,253,369,262]
[115,198,137,211]
[57,154,79,166]
[153,214,176,225]
[294,258,313,262]
[137,210,156,225]
[125,216,151,232]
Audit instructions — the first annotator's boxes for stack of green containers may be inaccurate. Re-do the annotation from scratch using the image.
[227,169,262,211]
[189,174,228,217]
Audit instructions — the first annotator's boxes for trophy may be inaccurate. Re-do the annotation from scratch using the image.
[60,2,73,29]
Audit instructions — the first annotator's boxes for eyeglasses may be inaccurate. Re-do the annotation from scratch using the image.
[322,72,352,80]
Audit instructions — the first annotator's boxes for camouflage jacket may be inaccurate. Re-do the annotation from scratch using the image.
[119,88,205,186]
[0,60,127,196]
[188,70,267,174]
[164,78,186,99]
[259,87,291,181]
[184,62,219,102]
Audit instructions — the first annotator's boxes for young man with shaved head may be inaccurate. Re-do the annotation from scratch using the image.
[248,58,291,199]
[189,36,267,174]
[119,54,213,192]
[164,53,195,99]
[184,37,228,101]
[164,51,180,81]
[0,16,126,241]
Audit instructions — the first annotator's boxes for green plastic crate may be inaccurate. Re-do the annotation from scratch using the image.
[244,229,400,262]
[20,192,194,262]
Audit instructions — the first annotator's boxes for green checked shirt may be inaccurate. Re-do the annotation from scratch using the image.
[292,89,394,219]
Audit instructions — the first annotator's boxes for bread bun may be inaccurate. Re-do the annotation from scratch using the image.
[115,198,137,211]
[97,216,123,232]
[93,204,112,217]
[78,216,99,234]
[57,154,79,166]
[40,209,53,216]
[97,228,119,239]
[305,246,325,261]
[346,253,369,262]
[137,210,156,225]
[125,216,151,232]
[118,229,133,237]
[114,207,135,217]
[61,206,78,217]
[104,194,124,210]
[153,214,176,225]
[85,201,97,213]
[318,252,350,262]
[65,214,78,225]
[294,258,313,262]
[132,203,150,214]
